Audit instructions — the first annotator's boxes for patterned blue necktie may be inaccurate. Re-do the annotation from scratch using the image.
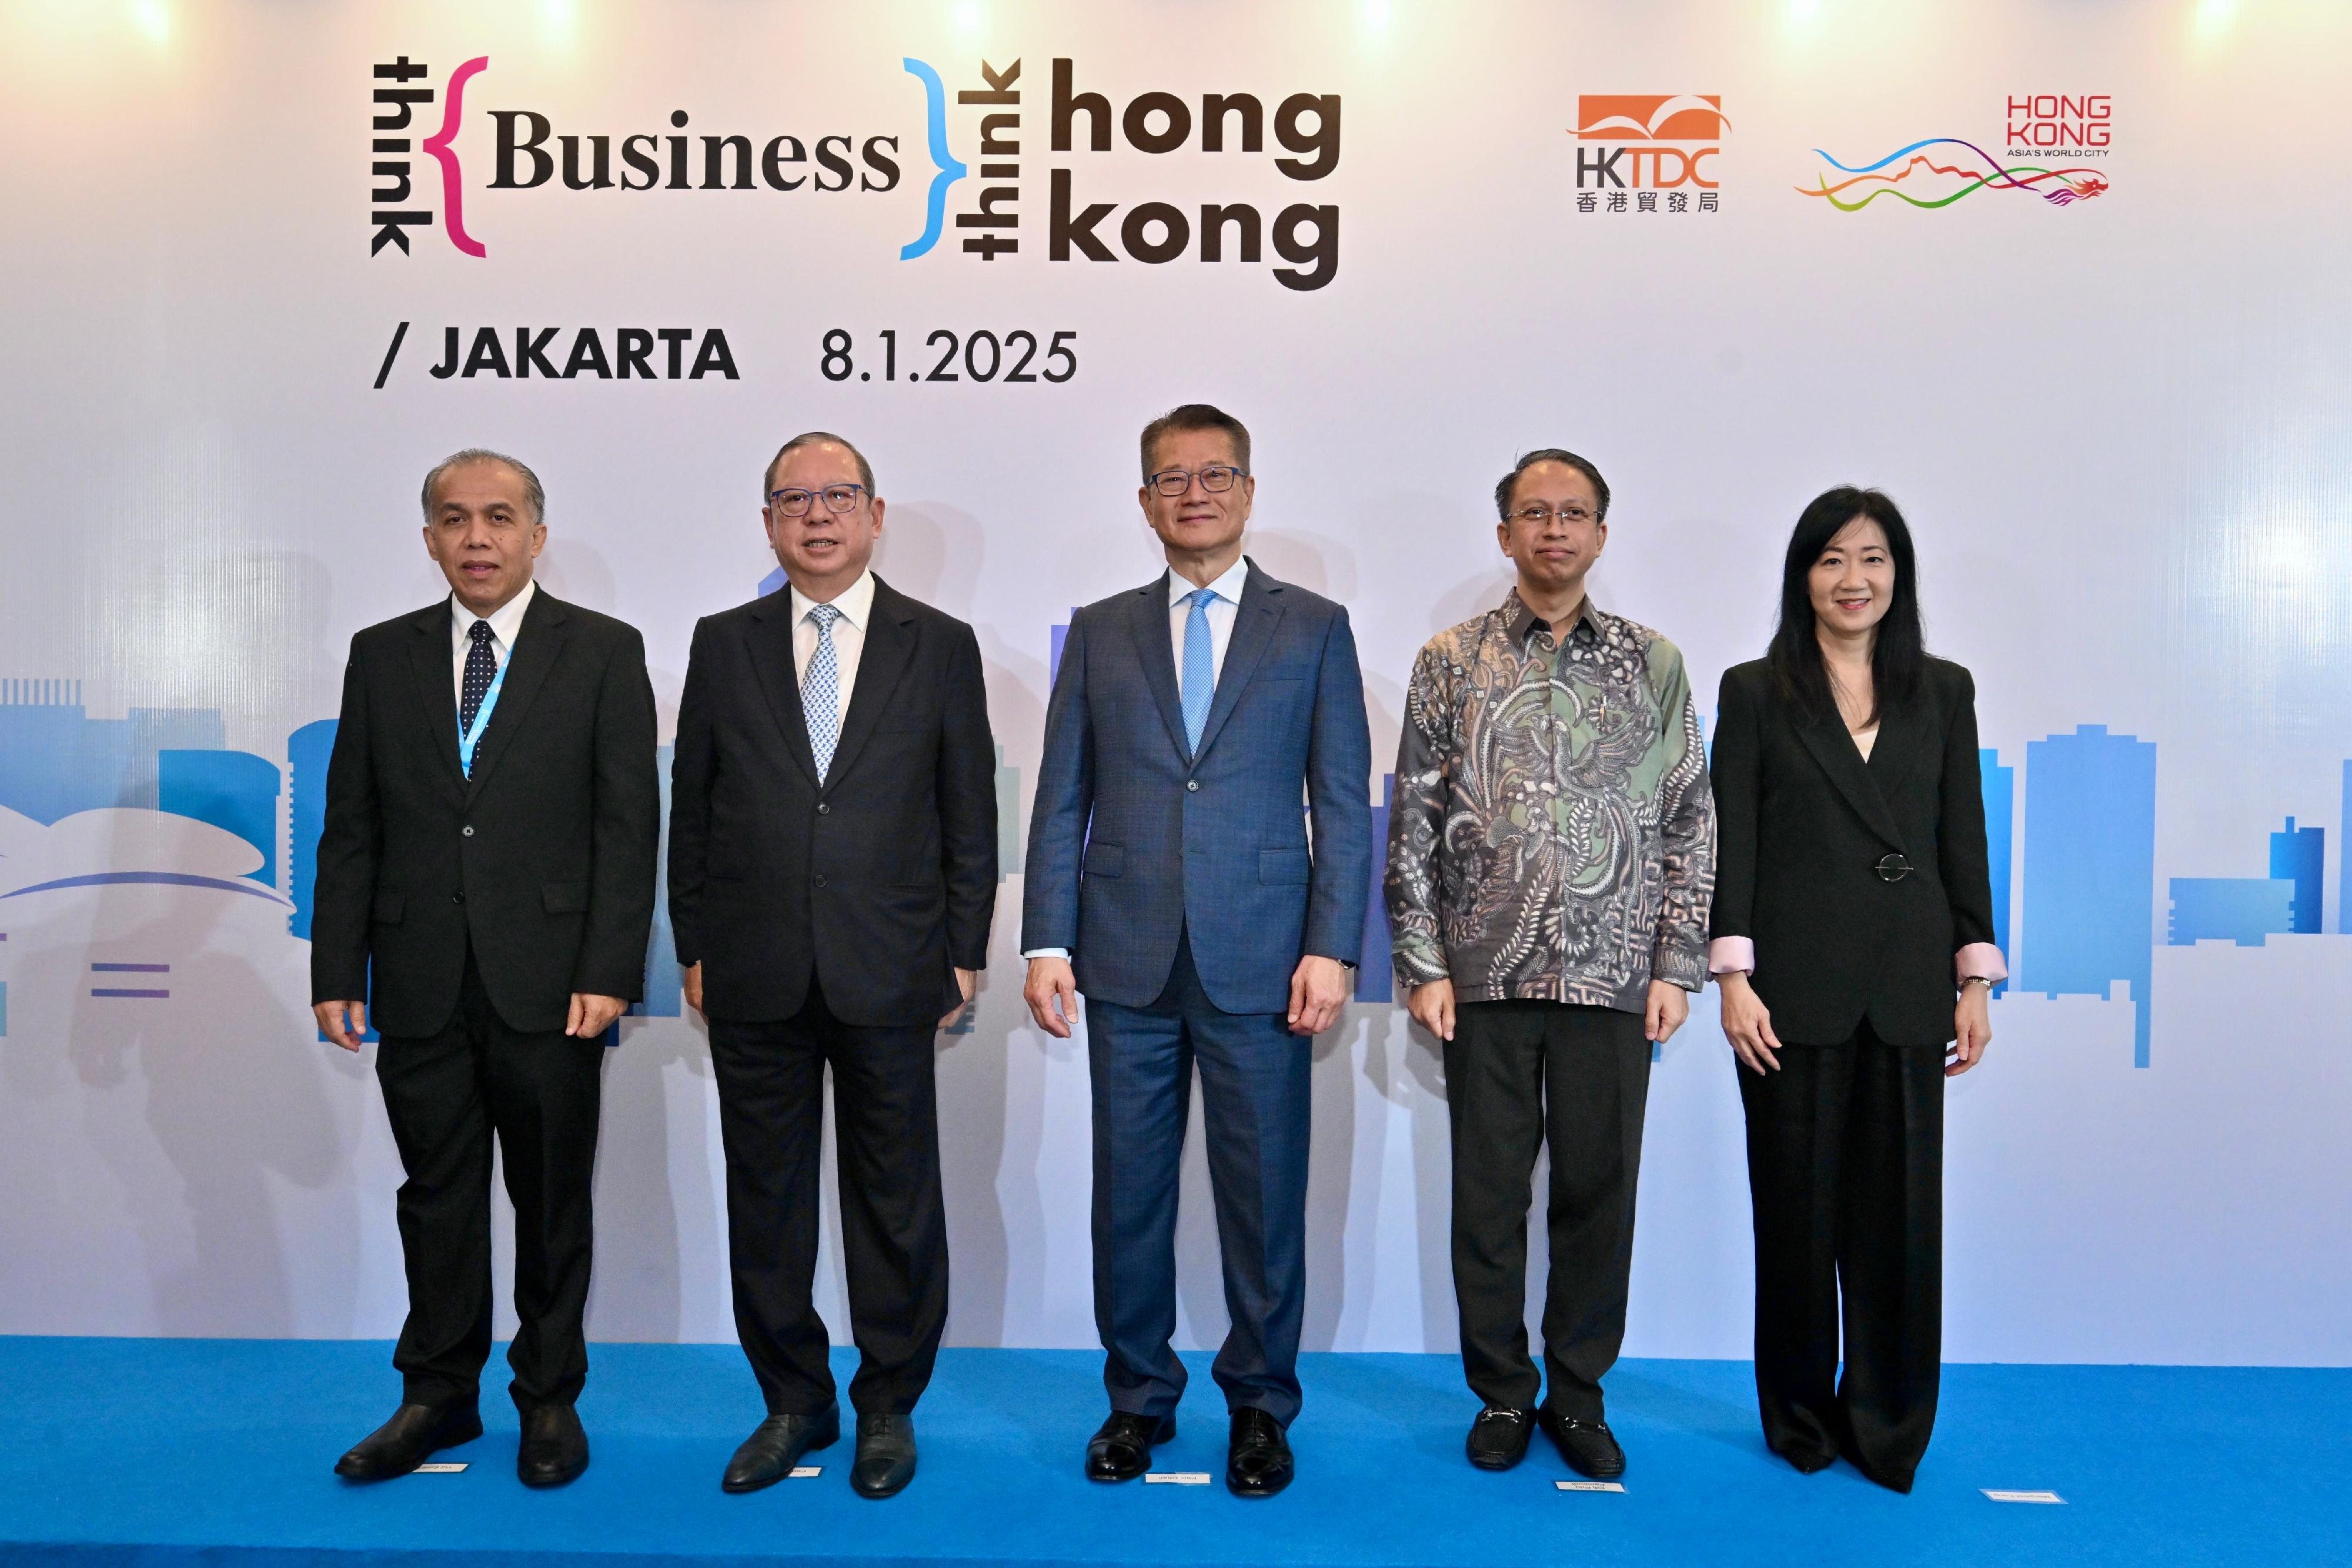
[1181,586,1217,754]
[459,620,496,736]
[804,602,843,782]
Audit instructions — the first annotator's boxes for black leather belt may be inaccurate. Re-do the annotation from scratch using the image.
[1876,853,1913,883]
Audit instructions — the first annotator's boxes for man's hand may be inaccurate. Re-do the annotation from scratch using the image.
[1024,955,1078,1039]
[1645,978,1689,1046]
[939,967,978,1031]
[1406,977,1456,1043]
[566,993,627,1038]
[1716,971,1780,1074]
[683,962,703,1017]
[1287,955,1349,1037]
[1948,983,1994,1077]
[315,999,368,1053]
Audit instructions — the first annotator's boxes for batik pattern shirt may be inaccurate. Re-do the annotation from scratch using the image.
[1385,591,1715,1011]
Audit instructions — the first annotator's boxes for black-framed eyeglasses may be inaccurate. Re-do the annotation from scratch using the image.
[767,483,868,517]
[1145,464,1248,497]
[1506,503,1598,528]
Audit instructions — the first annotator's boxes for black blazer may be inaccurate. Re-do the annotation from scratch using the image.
[310,589,661,1037]
[1709,656,1997,1047]
[668,575,998,1027]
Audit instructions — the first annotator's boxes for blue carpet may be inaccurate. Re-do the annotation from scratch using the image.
[0,1338,2343,1566]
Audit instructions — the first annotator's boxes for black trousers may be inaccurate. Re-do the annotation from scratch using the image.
[707,975,947,1417]
[1737,1024,1945,1491]
[1445,999,1651,1420]
[375,947,605,1414]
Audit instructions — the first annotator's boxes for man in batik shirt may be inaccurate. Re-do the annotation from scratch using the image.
[1385,448,1715,1481]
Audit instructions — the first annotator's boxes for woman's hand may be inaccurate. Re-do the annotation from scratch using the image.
[1717,971,1782,1074]
[1948,982,1993,1077]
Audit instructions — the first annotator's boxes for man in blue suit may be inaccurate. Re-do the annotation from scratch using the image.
[1023,403,1372,1498]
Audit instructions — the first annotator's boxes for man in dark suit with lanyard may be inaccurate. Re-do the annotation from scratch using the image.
[1023,403,1371,1497]
[670,432,997,1499]
[313,449,659,1487]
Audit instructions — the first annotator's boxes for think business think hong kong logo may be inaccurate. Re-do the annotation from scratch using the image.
[1798,94,2113,210]
[369,53,1342,290]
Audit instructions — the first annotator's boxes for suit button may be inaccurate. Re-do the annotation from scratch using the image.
[813,873,827,888]
[817,803,830,815]
[462,825,475,837]
[452,891,465,904]
[1186,779,1200,793]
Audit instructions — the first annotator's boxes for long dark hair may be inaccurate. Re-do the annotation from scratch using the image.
[1765,486,1924,726]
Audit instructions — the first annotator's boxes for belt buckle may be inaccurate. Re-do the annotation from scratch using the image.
[1876,852,1912,884]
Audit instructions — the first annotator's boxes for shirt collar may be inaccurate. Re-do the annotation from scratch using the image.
[1502,586,1603,647]
[1168,554,1251,609]
[452,577,537,648]
[790,569,876,631]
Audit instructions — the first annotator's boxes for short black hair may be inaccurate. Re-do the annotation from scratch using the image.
[1494,448,1610,523]
[1140,403,1251,480]
[763,431,876,499]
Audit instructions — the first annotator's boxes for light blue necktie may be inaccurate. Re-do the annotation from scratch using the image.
[804,603,843,781]
[1181,587,1217,754]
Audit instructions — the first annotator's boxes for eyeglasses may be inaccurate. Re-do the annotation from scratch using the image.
[1145,465,1248,497]
[767,483,868,517]
[1506,504,1598,528]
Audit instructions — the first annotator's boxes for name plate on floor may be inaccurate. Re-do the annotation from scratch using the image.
[1556,1480,1625,1493]
[1983,1489,2065,1504]
[1145,1472,1212,1485]
[413,1463,467,1474]
[790,1466,823,1479]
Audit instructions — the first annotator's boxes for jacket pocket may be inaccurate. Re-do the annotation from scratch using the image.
[1259,848,1311,885]
[371,887,405,925]
[1084,841,1125,879]
[543,881,590,914]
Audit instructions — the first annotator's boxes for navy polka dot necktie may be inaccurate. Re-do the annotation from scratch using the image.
[460,620,497,743]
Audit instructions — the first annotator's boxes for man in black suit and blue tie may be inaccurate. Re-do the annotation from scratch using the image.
[1023,404,1372,1497]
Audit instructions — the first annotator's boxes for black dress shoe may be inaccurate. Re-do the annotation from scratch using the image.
[722,1405,841,1493]
[1540,1408,1624,1479]
[1085,1410,1177,1482]
[518,1404,589,1487]
[334,1402,484,1480]
[850,1412,917,1499]
[1226,1407,1293,1498]
[1465,1406,1534,1471]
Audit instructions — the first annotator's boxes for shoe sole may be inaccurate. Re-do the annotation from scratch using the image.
[519,1455,589,1488]
[721,1410,841,1494]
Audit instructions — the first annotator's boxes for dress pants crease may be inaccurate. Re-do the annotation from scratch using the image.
[374,945,604,1414]
[1739,1024,1945,1489]
[708,974,947,1418]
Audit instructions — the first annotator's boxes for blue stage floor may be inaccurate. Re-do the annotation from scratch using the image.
[0,1338,2343,1567]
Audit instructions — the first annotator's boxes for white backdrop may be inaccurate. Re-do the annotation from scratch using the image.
[2,0,2348,1367]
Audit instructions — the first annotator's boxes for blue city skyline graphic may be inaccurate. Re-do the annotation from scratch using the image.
[5,646,2347,1068]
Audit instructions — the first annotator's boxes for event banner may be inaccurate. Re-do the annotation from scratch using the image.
[1,0,2346,1365]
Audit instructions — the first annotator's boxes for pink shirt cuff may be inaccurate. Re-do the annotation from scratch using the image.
[1707,937,1755,975]
[1955,943,2009,984]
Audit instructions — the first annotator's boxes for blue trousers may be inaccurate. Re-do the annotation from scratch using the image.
[1086,932,1312,1426]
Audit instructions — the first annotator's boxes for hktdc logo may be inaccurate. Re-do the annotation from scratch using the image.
[1572,95,1728,216]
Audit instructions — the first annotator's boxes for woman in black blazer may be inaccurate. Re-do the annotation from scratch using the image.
[1708,487,2003,1493]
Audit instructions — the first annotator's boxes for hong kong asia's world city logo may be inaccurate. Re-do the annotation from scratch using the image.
[1570,95,1727,216]
[1798,93,2112,211]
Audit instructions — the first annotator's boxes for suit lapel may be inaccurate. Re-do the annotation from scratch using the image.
[1128,575,1194,761]
[824,576,918,784]
[1792,703,1908,854]
[463,590,569,802]
[747,597,821,787]
[1192,561,1284,764]
[404,603,467,801]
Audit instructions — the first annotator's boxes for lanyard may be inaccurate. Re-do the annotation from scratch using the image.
[457,647,512,777]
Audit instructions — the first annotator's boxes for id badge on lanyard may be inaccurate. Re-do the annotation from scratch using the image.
[458,653,511,777]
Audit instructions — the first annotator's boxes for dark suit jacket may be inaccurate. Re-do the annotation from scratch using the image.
[669,575,998,1027]
[1022,559,1372,1014]
[310,589,660,1037]
[1709,656,1998,1047]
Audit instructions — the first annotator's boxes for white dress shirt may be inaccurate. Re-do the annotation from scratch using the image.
[1168,555,1249,692]
[788,569,876,730]
[449,577,537,708]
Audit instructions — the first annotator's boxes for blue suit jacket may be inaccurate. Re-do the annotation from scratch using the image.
[1023,559,1372,1014]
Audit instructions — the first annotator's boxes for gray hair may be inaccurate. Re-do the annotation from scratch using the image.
[764,432,877,499]
[1494,447,1610,523]
[421,448,546,524]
